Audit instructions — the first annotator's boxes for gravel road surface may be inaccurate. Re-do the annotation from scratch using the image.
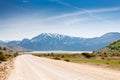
[7,55,120,80]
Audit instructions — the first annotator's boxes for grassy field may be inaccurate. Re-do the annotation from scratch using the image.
[33,53,120,70]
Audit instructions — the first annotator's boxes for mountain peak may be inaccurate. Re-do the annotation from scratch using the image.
[31,33,67,42]
[39,33,66,37]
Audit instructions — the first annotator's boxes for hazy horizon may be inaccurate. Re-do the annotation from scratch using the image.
[0,0,120,40]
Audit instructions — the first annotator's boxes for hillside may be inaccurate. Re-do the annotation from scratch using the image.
[94,39,120,60]
[107,40,120,51]
[96,39,120,55]
[0,45,28,52]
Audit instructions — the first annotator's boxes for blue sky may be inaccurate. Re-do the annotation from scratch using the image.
[0,0,120,40]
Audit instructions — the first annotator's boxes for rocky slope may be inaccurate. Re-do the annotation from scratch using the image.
[0,45,28,52]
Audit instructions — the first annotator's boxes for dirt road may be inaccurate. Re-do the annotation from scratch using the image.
[7,55,120,80]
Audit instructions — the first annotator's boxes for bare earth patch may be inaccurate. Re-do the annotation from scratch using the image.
[0,60,14,80]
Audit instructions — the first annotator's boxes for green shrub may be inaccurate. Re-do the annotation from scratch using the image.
[0,51,7,61]
[61,55,65,58]
[14,52,19,57]
[53,57,61,60]
[101,57,105,59]
[64,59,70,62]
[106,62,109,64]
[81,53,95,58]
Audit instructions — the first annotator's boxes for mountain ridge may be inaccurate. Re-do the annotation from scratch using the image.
[0,32,120,51]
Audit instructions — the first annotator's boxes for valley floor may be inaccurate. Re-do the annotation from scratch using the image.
[7,55,120,80]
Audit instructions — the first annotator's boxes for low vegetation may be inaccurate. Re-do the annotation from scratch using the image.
[33,40,120,69]
[0,47,19,79]
[107,40,120,51]
[0,47,19,63]
[33,52,120,69]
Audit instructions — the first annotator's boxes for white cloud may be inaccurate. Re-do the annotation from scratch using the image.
[45,7,120,21]
[50,0,120,22]
[1,5,120,40]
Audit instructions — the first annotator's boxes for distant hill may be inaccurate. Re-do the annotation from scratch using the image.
[0,45,28,52]
[1,32,120,51]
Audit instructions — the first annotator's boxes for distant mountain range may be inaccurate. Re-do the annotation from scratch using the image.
[0,32,120,51]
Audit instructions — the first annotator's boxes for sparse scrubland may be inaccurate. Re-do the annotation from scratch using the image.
[33,40,120,70]
[0,47,19,62]
[33,53,120,69]
[0,47,19,80]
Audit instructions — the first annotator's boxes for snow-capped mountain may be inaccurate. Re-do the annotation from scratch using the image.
[31,33,69,42]
[2,32,120,51]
